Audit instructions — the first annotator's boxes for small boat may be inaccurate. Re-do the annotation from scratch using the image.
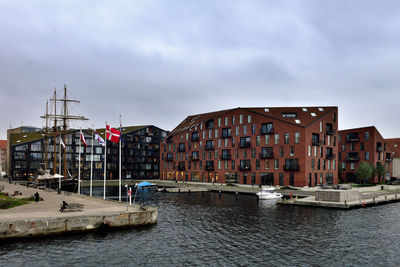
[256,187,283,200]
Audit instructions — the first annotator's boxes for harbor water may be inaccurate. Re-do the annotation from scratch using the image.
[1,188,400,266]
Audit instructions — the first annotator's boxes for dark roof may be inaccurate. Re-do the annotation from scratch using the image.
[170,106,337,136]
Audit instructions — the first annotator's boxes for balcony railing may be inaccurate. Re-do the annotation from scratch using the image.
[283,165,300,171]
[326,153,335,159]
[312,139,321,146]
[191,136,199,142]
[326,129,335,135]
[260,128,274,135]
[377,147,384,152]
[346,156,359,162]
[239,141,251,148]
[190,155,199,161]
[221,154,231,160]
[205,165,214,171]
[166,156,173,162]
[386,158,392,162]
[260,152,274,159]
[178,147,185,152]
[205,144,215,150]
[346,137,360,142]
[221,132,232,138]
[238,165,251,171]
[177,165,185,171]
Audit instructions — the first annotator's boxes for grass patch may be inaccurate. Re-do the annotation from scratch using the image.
[0,192,34,209]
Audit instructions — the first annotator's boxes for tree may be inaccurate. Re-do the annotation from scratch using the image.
[375,163,386,183]
[355,161,373,184]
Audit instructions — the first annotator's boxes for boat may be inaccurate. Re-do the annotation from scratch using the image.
[256,187,283,200]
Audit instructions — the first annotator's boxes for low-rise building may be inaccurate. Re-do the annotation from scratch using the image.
[386,138,400,179]
[160,106,339,187]
[8,125,168,181]
[0,140,7,176]
[338,126,392,183]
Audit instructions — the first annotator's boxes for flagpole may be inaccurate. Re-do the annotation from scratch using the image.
[119,115,122,202]
[59,136,61,190]
[78,129,81,195]
[90,126,94,197]
[104,122,107,199]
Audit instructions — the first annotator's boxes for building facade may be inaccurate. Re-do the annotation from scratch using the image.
[0,140,6,176]
[385,138,400,179]
[338,126,392,183]
[9,125,168,181]
[160,107,338,187]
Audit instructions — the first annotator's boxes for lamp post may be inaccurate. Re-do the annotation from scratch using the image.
[125,184,128,211]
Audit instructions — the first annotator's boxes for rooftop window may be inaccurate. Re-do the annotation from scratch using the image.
[282,113,297,118]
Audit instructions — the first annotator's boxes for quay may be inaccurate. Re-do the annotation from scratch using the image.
[0,181,157,240]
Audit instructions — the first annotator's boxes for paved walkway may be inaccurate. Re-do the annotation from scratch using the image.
[0,181,140,222]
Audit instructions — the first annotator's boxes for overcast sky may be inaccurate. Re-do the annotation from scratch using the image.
[1,0,399,139]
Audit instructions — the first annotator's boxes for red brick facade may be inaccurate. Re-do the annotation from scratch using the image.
[160,107,338,187]
[338,127,392,183]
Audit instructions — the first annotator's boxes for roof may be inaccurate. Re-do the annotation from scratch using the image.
[338,126,384,140]
[169,106,337,136]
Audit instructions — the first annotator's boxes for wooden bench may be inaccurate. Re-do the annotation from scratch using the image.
[60,203,84,212]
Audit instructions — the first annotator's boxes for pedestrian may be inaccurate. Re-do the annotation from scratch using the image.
[34,191,40,203]
[59,201,68,212]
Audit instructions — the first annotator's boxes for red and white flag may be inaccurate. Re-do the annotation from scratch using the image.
[106,124,121,143]
[80,129,88,147]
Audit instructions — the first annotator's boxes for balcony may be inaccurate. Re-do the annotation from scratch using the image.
[205,165,214,171]
[346,134,360,142]
[221,154,231,160]
[238,165,251,171]
[191,136,199,142]
[386,158,392,162]
[178,146,185,152]
[283,165,300,171]
[221,132,232,138]
[326,129,335,135]
[326,153,335,159]
[312,139,321,146]
[177,165,185,171]
[166,155,173,161]
[260,128,274,135]
[377,147,384,152]
[260,152,274,159]
[346,156,359,162]
[239,141,251,148]
[205,144,215,150]
[190,155,199,161]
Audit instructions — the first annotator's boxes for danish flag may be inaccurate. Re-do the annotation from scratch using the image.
[106,124,121,143]
[80,129,88,147]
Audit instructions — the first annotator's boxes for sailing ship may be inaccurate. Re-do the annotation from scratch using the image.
[35,85,88,192]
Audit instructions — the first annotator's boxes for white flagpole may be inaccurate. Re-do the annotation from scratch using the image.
[119,115,122,202]
[104,122,107,199]
[90,126,94,197]
[78,129,81,195]
[59,136,62,190]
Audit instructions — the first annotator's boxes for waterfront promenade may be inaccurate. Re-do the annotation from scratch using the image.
[0,181,157,240]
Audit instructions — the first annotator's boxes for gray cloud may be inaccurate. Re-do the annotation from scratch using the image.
[1,0,400,139]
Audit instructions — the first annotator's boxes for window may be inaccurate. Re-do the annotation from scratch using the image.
[282,113,297,118]
[261,123,273,134]
[342,144,345,151]
[265,135,270,145]
[308,145,311,157]
[232,116,235,125]
[311,159,315,170]
[248,115,252,123]
[232,160,235,170]
[206,119,214,129]
[251,148,256,158]
[256,136,260,146]
[243,125,247,135]
[342,162,346,170]
[256,159,260,170]
[280,146,284,157]
[284,133,289,144]
[365,152,369,160]
[252,124,256,135]
[224,138,228,148]
[320,122,323,132]
[225,117,228,126]
[350,162,355,170]
[365,132,369,141]
[295,132,300,144]
[236,126,239,136]
[350,143,355,151]
[218,118,221,127]
[239,114,243,124]
[290,146,294,157]
[274,159,279,169]
[275,134,279,145]
[208,129,212,138]
[215,129,218,138]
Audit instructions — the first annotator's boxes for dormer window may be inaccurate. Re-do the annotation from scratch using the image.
[282,113,297,118]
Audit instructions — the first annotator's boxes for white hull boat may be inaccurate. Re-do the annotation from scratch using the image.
[256,187,283,200]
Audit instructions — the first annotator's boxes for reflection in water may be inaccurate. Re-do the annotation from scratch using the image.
[1,190,400,266]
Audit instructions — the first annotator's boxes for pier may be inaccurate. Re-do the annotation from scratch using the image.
[0,181,157,240]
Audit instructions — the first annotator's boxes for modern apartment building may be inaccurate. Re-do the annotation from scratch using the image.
[338,126,392,183]
[8,125,168,181]
[160,107,338,187]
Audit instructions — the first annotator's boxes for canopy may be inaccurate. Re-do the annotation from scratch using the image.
[137,181,155,187]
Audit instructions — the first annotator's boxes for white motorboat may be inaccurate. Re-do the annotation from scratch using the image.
[256,187,283,200]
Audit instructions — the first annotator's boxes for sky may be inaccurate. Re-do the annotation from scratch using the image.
[1,0,400,139]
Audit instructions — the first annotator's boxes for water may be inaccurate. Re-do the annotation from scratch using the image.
[1,190,400,266]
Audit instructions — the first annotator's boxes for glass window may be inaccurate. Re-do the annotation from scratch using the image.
[248,115,252,123]
[365,132,369,141]
[295,132,300,144]
[274,134,279,145]
[225,117,228,126]
[274,159,279,169]
[265,135,270,145]
[284,133,289,144]
[239,114,243,124]
[243,125,247,135]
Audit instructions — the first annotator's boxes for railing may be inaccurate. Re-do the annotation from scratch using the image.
[377,147,384,152]
[178,147,185,152]
[346,156,359,162]
[283,165,300,171]
[260,128,274,135]
[326,129,335,135]
[166,156,173,162]
[205,145,214,150]
[346,137,360,142]
[221,154,232,160]
[205,165,214,171]
[326,153,335,159]
[221,133,232,138]
[239,141,251,148]
[190,156,199,161]
[312,139,321,146]
[238,165,251,171]
[177,166,185,171]
[191,136,199,142]
[260,152,274,159]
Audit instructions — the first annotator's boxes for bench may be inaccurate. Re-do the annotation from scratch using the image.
[60,203,84,212]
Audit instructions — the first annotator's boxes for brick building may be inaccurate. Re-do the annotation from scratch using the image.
[160,106,338,187]
[0,140,6,176]
[385,138,400,179]
[338,126,392,183]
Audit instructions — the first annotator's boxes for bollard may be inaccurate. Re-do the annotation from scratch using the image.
[178,189,180,193]
[344,200,347,205]
[219,191,221,199]
[188,189,191,194]
[235,192,238,202]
